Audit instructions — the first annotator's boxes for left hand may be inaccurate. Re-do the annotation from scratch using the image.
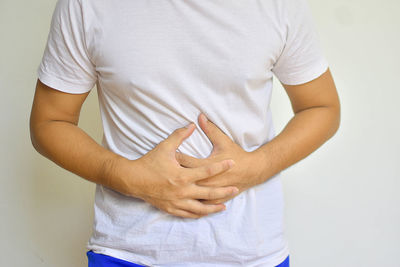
[175,113,262,205]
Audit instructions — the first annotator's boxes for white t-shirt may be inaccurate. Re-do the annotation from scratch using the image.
[37,0,329,266]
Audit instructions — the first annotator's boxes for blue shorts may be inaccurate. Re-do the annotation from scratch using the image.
[87,250,290,267]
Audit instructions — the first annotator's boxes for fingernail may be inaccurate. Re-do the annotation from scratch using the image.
[232,187,239,194]
[185,123,194,129]
[201,113,208,122]
[227,160,235,168]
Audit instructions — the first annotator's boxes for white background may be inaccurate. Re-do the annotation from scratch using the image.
[0,0,399,266]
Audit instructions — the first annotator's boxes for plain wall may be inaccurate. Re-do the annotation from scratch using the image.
[1,0,399,266]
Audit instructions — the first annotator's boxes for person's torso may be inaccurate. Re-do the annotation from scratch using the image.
[83,0,289,266]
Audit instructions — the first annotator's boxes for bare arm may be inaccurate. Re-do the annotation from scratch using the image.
[175,68,340,203]
[252,68,341,184]
[30,79,238,218]
[29,80,138,195]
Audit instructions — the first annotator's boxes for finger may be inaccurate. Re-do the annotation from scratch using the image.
[198,113,230,149]
[175,199,226,216]
[175,151,205,168]
[168,208,203,219]
[201,197,230,205]
[161,123,196,151]
[190,185,239,200]
[196,175,231,187]
[184,159,235,182]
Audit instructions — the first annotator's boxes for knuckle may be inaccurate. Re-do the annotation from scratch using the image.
[169,174,186,186]
[205,166,214,177]
[206,190,215,200]
[223,160,231,169]
[175,188,186,199]
[223,160,233,172]
[176,175,187,185]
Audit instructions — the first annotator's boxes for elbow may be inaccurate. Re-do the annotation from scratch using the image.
[29,118,40,152]
[332,110,341,138]
[29,114,44,154]
[328,100,341,139]
[334,95,341,131]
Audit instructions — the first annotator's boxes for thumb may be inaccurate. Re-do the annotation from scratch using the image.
[198,113,230,149]
[161,123,196,151]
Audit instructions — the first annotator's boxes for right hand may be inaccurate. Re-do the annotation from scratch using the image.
[127,123,239,219]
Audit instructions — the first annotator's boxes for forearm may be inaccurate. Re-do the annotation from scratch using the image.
[251,106,340,185]
[30,121,132,196]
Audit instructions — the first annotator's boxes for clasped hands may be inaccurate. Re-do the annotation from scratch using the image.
[132,113,263,219]
[176,113,261,205]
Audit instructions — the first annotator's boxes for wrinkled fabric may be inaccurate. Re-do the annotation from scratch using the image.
[38,0,328,266]
[86,250,290,267]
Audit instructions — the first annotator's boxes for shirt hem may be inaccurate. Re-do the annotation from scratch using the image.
[86,244,155,267]
[86,242,290,267]
[37,67,95,94]
[268,244,290,267]
[275,58,329,86]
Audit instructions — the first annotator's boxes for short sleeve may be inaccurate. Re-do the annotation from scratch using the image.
[272,0,329,85]
[37,0,97,94]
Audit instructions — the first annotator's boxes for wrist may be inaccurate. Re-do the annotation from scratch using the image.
[100,155,141,198]
[117,156,150,200]
[248,148,273,185]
